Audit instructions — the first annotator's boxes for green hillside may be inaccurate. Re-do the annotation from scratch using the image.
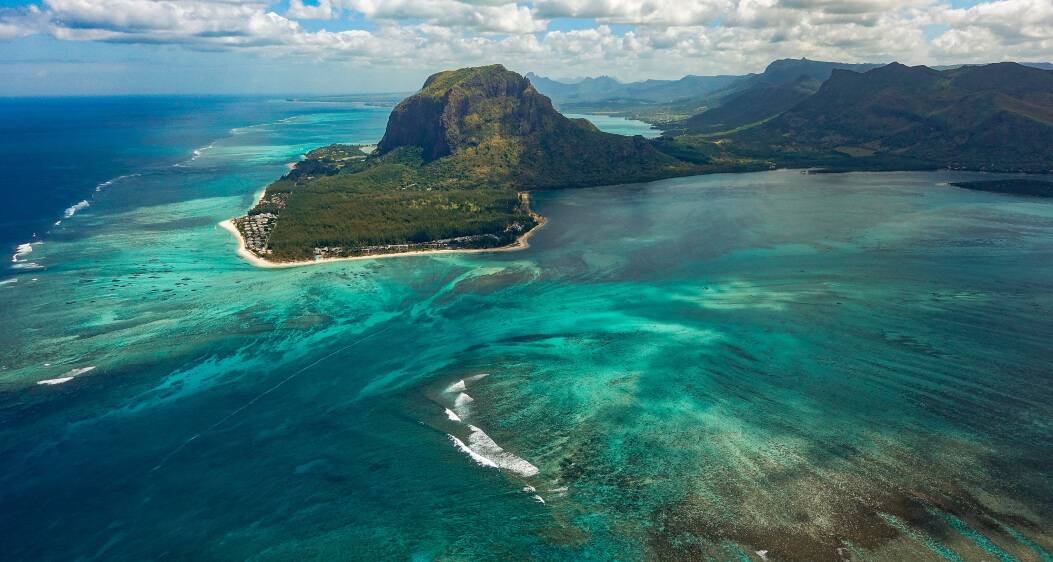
[727,62,1053,172]
[668,76,821,135]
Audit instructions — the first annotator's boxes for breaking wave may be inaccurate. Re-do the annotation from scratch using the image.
[96,173,140,192]
[452,424,540,478]
[11,242,33,263]
[63,200,90,219]
[10,242,42,269]
[37,366,96,386]
[440,374,540,479]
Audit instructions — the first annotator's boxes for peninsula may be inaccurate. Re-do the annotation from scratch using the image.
[225,65,706,264]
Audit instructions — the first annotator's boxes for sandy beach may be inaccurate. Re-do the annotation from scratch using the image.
[219,193,546,269]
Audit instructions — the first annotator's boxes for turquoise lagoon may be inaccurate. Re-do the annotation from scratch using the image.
[1,103,1052,561]
[564,113,661,138]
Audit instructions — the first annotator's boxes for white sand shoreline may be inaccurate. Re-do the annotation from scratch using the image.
[219,192,546,269]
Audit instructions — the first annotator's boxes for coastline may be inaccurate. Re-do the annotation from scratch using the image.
[220,193,547,269]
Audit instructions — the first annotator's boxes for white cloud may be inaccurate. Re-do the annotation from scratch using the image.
[289,0,547,33]
[0,0,1048,81]
[0,5,47,39]
[535,0,731,25]
[288,0,336,20]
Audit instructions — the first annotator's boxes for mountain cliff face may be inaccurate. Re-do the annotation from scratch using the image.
[378,65,561,161]
[378,64,699,189]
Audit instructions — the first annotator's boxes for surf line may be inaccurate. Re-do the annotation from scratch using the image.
[151,325,393,473]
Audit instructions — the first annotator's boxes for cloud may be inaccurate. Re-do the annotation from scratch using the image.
[0,0,1049,82]
[289,0,547,33]
[0,5,47,40]
[288,0,336,20]
[534,0,731,25]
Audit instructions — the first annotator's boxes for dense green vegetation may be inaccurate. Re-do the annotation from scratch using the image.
[724,62,1053,173]
[533,59,1053,175]
[650,62,1053,174]
[950,179,1053,197]
[665,76,820,135]
[244,144,538,261]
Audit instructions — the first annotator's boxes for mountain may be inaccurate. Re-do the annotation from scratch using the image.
[379,64,697,188]
[668,76,822,135]
[726,62,1053,172]
[744,58,883,88]
[232,65,702,262]
[528,58,882,126]
[525,72,742,109]
[664,58,883,135]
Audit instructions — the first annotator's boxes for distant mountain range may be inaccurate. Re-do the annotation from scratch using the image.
[528,58,1053,128]
[525,72,740,108]
[530,58,1053,173]
[731,62,1053,172]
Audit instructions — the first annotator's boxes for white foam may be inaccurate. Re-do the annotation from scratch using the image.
[522,485,536,492]
[444,408,461,422]
[454,393,474,407]
[37,365,95,385]
[12,243,33,263]
[10,262,43,270]
[63,366,96,377]
[64,200,90,219]
[453,392,474,417]
[446,379,466,393]
[448,423,540,478]
[532,495,545,504]
[0,278,17,287]
[190,143,214,160]
[95,173,139,192]
[37,377,74,385]
[464,373,490,383]
[449,435,498,469]
[464,424,539,477]
[756,550,769,561]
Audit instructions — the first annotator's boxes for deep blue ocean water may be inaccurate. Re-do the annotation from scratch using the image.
[0,98,1051,561]
[0,96,397,260]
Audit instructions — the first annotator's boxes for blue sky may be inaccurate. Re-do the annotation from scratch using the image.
[0,0,1049,95]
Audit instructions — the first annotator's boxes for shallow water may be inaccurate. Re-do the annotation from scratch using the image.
[564,113,661,138]
[1,103,1051,561]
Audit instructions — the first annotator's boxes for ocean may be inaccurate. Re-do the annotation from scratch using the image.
[1,98,1051,561]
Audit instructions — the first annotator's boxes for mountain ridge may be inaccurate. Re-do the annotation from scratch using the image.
[725,61,1053,172]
